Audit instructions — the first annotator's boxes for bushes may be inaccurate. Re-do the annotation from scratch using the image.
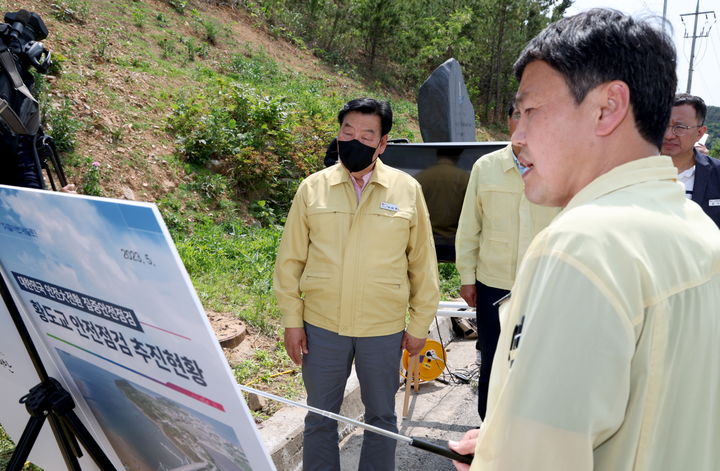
[167,46,417,221]
[45,98,82,153]
[225,51,281,85]
[167,76,333,216]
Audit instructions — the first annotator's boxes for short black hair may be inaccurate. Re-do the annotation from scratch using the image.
[324,137,338,167]
[337,98,393,137]
[673,93,706,125]
[514,8,677,149]
[507,101,516,118]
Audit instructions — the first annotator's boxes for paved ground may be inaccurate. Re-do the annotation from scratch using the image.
[258,318,481,471]
[339,339,481,470]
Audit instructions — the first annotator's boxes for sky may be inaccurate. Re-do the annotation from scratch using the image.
[566,0,720,107]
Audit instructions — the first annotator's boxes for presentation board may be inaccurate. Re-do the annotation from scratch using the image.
[0,185,275,471]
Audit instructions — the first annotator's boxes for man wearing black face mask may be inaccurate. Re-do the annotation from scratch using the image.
[274,98,440,470]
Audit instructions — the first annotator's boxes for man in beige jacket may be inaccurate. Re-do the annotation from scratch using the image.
[274,98,439,470]
[450,8,720,470]
[455,102,559,419]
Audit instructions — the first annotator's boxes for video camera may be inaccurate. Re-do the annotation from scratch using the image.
[0,9,52,74]
[0,9,65,190]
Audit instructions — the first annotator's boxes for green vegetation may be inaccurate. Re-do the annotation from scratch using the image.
[240,0,572,121]
[81,159,103,196]
[171,219,282,334]
[166,44,416,214]
[705,105,719,157]
[439,262,461,299]
[0,427,13,468]
[0,426,40,470]
[44,98,82,154]
[168,79,312,213]
[51,0,89,24]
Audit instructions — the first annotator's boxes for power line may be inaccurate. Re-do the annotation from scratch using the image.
[710,26,720,69]
[694,28,709,66]
[706,31,720,103]
[680,1,717,93]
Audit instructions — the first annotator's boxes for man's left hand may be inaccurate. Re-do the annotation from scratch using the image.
[402,332,426,356]
[60,183,77,194]
[449,428,478,470]
[695,143,710,156]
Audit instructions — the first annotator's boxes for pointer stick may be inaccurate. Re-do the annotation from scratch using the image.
[237,383,473,465]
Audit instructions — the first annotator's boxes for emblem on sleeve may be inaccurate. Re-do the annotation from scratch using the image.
[508,315,525,368]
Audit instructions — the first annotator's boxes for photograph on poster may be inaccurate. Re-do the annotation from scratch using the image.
[56,348,252,471]
[0,185,275,471]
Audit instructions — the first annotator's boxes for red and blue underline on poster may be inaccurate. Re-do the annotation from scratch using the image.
[49,333,226,412]
[140,320,192,340]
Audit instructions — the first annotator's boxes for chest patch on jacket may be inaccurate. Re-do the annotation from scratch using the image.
[380,201,399,212]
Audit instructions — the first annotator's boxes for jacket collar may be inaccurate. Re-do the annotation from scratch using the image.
[564,156,678,212]
[694,148,712,169]
[692,149,710,204]
[327,158,391,188]
[500,144,520,175]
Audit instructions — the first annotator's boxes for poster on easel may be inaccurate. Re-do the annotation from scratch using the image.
[0,185,275,471]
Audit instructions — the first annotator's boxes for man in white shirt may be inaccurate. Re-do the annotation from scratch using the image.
[661,93,720,227]
[449,8,720,470]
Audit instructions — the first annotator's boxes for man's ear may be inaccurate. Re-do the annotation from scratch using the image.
[596,81,630,137]
[697,125,709,140]
[377,134,389,155]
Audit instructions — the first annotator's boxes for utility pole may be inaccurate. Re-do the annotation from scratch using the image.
[680,1,716,93]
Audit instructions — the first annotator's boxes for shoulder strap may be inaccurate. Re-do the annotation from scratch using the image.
[0,49,39,135]
[0,97,31,134]
[0,49,37,104]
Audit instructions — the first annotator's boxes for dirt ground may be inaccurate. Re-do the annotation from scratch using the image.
[205,310,271,366]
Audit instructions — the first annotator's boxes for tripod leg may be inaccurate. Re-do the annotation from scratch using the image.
[56,413,83,458]
[59,409,117,470]
[47,414,83,471]
[6,416,45,471]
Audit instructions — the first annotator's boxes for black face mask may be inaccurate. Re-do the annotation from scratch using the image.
[338,139,377,173]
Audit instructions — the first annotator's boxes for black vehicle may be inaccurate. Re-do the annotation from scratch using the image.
[382,140,507,176]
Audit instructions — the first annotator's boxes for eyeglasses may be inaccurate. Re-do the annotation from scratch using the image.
[668,124,702,137]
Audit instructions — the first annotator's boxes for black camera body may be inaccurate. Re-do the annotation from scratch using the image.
[4,10,49,42]
[0,9,51,73]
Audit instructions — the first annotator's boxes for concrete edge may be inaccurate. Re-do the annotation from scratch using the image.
[259,316,457,471]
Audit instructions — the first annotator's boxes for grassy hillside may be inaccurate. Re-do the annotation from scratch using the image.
[4,0,410,195]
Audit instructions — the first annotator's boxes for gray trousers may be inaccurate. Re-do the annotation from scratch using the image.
[302,322,403,471]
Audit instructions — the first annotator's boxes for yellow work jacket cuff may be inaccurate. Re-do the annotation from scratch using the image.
[281,315,304,329]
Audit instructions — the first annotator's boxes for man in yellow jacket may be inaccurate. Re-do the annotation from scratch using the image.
[455,103,559,419]
[274,98,439,470]
[449,9,720,470]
